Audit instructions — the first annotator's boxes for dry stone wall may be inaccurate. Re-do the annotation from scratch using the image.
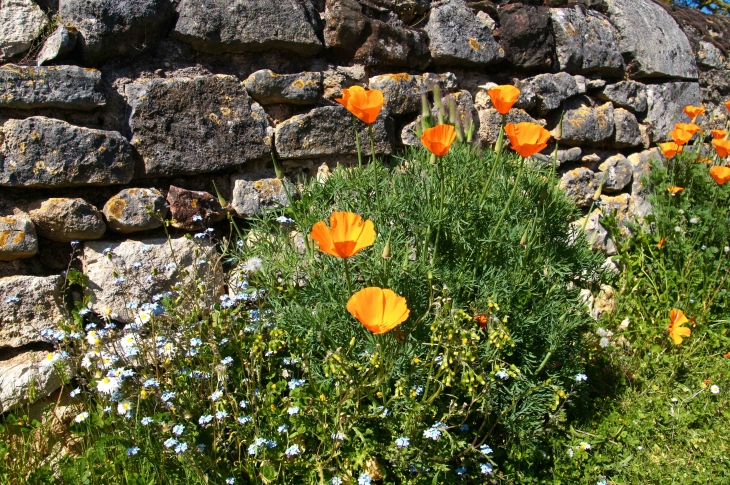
[1,0,729,410]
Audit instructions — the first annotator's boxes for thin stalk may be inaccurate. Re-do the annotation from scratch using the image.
[432,156,446,264]
[343,258,353,296]
[353,115,363,170]
[479,116,506,208]
[491,156,526,237]
[369,124,381,213]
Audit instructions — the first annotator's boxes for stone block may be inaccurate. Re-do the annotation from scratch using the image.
[558,97,614,146]
[230,174,292,218]
[0,64,105,110]
[612,108,642,148]
[0,275,65,347]
[0,213,38,261]
[498,4,554,70]
[596,81,647,114]
[0,351,63,413]
[0,0,48,62]
[103,188,168,234]
[166,186,226,231]
[243,70,322,105]
[37,24,77,66]
[28,198,105,242]
[645,82,701,142]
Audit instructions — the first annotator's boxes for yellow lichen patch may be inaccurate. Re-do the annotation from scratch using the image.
[292,79,305,89]
[0,230,11,247]
[106,198,127,218]
[18,142,26,154]
[209,113,220,124]
[385,73,412,82]
[30,131,41,140]
[33,160,46,173]
[251,111,261,121]
[191,199,199,209]
[13,231,25,244]
[469,38,485,51]
[98,146,106,153]
[220,107,231,116]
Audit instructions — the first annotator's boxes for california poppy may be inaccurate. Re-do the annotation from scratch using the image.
[667,186,684,195]
[682,105,705,120]
[346,287,410,334]
[712,139,730,158]
[657,237,666,249]
[336,86,384,125]
[668,309,691,345]
[504,122,551,158]
[725,100,730,112]
[669,123,700,146]
[659,142,683,158]
[711,129,727,140]
[420,124,456,157]
[709,166,730,185]
[488,85,521,115]
[310,211,376,259]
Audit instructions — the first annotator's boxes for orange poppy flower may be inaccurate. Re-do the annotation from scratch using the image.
[488,85,521,115]
[669,123,700,146]
[712,139,730,158]
[711,129,727,140]
[657,237,666,249]
[710,166,730,185]
[504,122,551,158]
[346,286,410,335]
[659,142,683,158]
[682,105,705,120]
[725,100,730,112]
[420,124,456,157]
[310,211,376,259]
[668,309,691,345]
[335,86,384,125]
[667,186,684,195]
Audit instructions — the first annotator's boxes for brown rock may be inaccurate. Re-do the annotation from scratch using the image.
[0,213,38,261]
[166,185,226,231]
[28,198,106,242]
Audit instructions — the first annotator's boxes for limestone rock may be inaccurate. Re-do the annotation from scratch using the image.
[173,0,322,55]
[527,72,580,115]
[697,41,726,70]
[0,0,48,62]
[0,117,134,188]
[533,146,582,167]
[560,167,598,208]
[400,120,420,146]
[103,188,168,234]
[126,75,272,177]
[550,6,624,76]
[0,351,63,413]
[354,18,430,70]
[599,193,632,233]
[424,0,504,67]
[597,154,632,193]
[59,0,176,64]
[645,82,701,142]
[612,108,642,149]
[275,106,393,159]
[497,4,554,71]
[243,70,322,106]
[597,81,647,114]
[0,64,105,110]
[558,97,614,146]
[82,237,221,323]
[0,213,38,261]
[323,0,369,59]
[36,24,77,66]
[478,108,540,145]
[606,0,697,80]
[230,175,292,218]
[368,73,424,116]
[0,275,65,347]
[28,198,105,242]
[167,186,226,231]
[572,209,616,256]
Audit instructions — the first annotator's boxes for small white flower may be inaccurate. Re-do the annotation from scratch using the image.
[74,412,89,423]
[117,401,133,416]
[579,441,591,451]
[96,376,121,395]
[711,385,720,394]
[287,406,300,415]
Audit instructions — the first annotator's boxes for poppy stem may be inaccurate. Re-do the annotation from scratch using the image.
[479,118,505,208]
[432,156,446,264]
[353,116,363,170]
[491,155,525,238]
[369,124,382,213]
[343,258,353,296]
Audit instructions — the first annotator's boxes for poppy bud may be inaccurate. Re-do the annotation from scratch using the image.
[212,181,227,208]
[593,172,605,201]
[382,234,392,259]
[555,111,564,141]
[421,93,433,131]
[520,226,529,247]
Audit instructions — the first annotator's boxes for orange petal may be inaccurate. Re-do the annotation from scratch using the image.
[347,287,409,334]
[725,100,730,112]
[310,221,339,257]
[667,186,684,195]
[420,124,456,157]
[659,142,682,158]
[712,139,730,159]
[505,122,551,158]
[670,309,689,327]
[711,129,726,140]
[488,85,521,115]
[347,89,384,124]
[682,105,705,120]
[310,212,376,258]
[710,166,730,185]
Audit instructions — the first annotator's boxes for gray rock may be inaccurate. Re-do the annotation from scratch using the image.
[126,75,272,177]
[82,237,222,324]
[597,154,632,192]
[627,148,657,221]
[230,174,292,218]
[173,0,322,55]
[550,6,624,76]
[597,81,647,114]
[586,78,607,90]
[572,209,616,256]
[0,213,38,261]
[275,106,393,160]
[645,82,701,142]
[28,198,106,242]
[424,0,504,67]
[0,0,48,62]
[599,193,633,232]
[167,186,226,231]
[535,146,582,166]
[0,64,105,110]
[560,167,598,207]
[243,70,322,105]
[36,24,77,66]
[606,0,698,80]
[612,108,642,148]
[103,188,168,234]
[527,72,580,115]
[0,117,135,188]
[478,108,540,145]
[697,41,726,70]
[400,120,420,146]
[59,0,176,64]
[354,18,430,70]
[574,75,587,94]
[0,275,65,347]
[368,73,424,116]
[0,351,63,413]
[557,97,614,146]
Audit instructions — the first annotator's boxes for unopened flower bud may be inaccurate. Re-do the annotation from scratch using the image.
[382,235,392,259]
